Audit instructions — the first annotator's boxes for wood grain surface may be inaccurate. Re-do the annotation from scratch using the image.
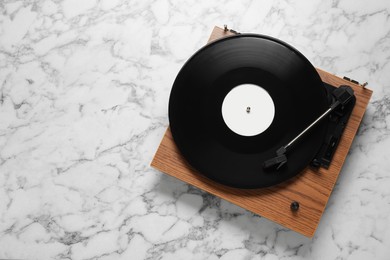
[151,26,373,237]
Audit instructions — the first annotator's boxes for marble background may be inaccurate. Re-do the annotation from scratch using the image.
[0,0,389,259]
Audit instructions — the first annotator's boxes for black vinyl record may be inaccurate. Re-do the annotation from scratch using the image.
[168,34,328,189]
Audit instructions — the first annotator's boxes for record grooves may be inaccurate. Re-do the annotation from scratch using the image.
[169,34,329,188]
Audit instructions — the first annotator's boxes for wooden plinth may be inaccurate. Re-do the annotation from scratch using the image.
[151,26,373,237]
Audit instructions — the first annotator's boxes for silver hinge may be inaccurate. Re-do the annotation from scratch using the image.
[343,76,368,89]
[223,24,240,35]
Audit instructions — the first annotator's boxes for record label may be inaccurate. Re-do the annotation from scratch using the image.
[221,83,275,136]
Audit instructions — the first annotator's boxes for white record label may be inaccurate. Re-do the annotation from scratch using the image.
[221,84,275,136]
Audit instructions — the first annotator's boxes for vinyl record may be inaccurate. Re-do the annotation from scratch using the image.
[168,34,328,189]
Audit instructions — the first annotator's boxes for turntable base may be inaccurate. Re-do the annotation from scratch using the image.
[151,26,373,237]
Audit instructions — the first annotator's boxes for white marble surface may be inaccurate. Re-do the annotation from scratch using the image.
[0,0,389,259]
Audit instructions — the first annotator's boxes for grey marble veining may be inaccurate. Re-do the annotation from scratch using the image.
[0,0,389,259]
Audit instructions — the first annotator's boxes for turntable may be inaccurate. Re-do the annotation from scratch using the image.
[151,26,372,237]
